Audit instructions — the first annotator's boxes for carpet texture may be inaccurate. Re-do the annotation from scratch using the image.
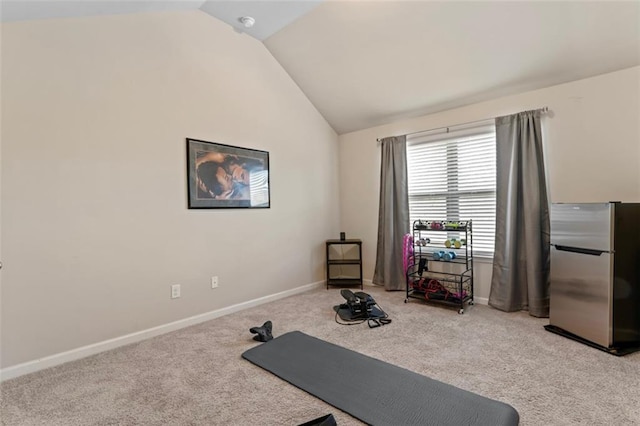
[2,285,640,425]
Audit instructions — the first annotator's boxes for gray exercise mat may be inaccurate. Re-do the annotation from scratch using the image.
[242,331,519,426]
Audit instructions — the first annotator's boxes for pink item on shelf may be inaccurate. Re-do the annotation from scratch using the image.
[402,233,414,273]
[453,291,468,300]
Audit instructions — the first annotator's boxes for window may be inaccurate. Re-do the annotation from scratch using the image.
[406,121,496,257]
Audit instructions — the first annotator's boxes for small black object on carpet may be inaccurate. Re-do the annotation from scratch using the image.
[249,320,273,342]
[297,413,337,426]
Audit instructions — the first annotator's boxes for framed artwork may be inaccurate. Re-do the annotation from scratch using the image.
[186,138,270,209]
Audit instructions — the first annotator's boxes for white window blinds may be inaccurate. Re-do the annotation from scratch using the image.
[407,121,496,256]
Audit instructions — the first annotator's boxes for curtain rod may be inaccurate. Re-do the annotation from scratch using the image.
[376,107,549,142]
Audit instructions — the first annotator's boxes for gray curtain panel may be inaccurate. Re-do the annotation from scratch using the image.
[373,136,410,291]
[489,110,550,317]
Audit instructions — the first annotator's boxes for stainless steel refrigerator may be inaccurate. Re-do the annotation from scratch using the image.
[546,202,640,355]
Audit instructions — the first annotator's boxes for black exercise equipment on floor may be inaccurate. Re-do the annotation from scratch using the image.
[249,320,273,342]
[242,331,520,426]
[297,413,337,426]
[333,289,391,328]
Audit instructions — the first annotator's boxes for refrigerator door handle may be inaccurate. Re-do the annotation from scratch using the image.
[552,244,609,256]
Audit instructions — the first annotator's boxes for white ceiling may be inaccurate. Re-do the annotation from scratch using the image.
[265,1,640,134]
[0,1,205,23]
[199,0,322,41]
[2,1,639,134]
[0,0,322,40]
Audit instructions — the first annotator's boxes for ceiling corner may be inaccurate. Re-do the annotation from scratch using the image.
[198,0,323,41]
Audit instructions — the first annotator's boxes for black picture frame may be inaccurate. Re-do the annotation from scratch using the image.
[186,138,270,209]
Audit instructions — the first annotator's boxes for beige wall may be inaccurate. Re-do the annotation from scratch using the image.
[339,66,640,300]
[0,11,340,368]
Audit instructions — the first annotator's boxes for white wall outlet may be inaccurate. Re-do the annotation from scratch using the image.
[171,284,181,299]
[211,276,219,289]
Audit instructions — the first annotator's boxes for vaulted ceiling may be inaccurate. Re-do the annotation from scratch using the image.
[2,1,639,134]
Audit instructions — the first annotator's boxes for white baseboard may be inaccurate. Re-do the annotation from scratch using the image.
[0,280,324,382]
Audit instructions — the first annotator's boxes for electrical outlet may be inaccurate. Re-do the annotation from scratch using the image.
[171,284,181,299]
[211,276,219,289]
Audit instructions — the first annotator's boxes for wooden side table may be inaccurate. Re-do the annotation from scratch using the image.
[325,239,363,289]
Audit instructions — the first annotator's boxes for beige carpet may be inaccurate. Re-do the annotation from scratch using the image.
[2,285,639,426]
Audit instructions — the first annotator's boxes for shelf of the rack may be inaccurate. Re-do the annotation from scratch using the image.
[408,280,472,292]
[407,269,473,280]
[406,290,473,305]
[327,259,362,265]
[412,255,472,265]
[414,243,469,248]
[408,277,473,292]
[413,226,470,232]
[414,228,468,234]
[417,279,471,292]
[414,243,472,255]
[412,264,463,273]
